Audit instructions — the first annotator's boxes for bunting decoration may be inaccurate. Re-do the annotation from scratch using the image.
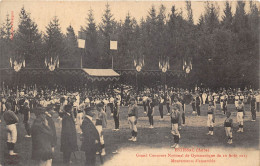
[10,57,25,72]
[45,56,59,71]
[183,58,192,74]
[133,55,145,72]
[159,56,170,73]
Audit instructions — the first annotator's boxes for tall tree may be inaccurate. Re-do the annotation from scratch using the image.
[0,14,14,68]
[63,25,79,68]
[167,5,187,70]
[99,3,116,68]
[44,16,64,63]
[204,2,220,33]
[144,5,158,69]
[186,1,194,24]
[156,4,167,58]
[14,7,42,68]
[82,9,100,68]
[233,1,248,33]
[117,12,136,69]
[221,1,233,30]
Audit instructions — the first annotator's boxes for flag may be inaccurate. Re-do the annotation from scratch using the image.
[45,58,47,66]
[57,59,59,68]
[110,41,117,50]
[167,57,170,69]
[78,39,85,48]
[142,55,144,66]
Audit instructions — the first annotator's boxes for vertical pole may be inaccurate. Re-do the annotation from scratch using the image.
[112,54,114,69]
[81,48,83,69]
[164,72,166,93]
[136,71,138,92]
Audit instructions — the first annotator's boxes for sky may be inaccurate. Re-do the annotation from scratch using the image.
[0,0,258,34]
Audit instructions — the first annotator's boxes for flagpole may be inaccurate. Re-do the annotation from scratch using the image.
[81,49,83,69]
[112,54,114,69]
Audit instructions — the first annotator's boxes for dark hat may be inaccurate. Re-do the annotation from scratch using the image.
[84,106,94,115]
[64,104,73,113]
[129,97,135,101]
[35,107,47,117]
[96,102,104,108]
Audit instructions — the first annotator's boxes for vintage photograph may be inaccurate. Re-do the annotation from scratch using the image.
[0,0,259,166]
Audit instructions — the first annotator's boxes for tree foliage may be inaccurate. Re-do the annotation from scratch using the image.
[0,2,259,88]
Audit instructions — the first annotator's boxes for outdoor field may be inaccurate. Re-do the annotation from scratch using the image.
[0,104,259,166]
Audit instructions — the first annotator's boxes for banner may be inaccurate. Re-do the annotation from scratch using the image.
[78,39,85,48]
[110,40,118,50]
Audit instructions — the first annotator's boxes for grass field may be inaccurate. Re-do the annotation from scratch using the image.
[0,104,259,166]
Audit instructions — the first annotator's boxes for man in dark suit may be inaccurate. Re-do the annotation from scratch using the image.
[31,107,53,166]
[60,105,78,165]
[81,107,101,166]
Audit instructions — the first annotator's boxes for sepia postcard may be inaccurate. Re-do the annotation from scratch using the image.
[0,0,259,166]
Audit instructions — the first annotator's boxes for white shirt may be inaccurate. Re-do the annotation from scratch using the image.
[85,98,90,103]
[109,97,114,103]
[103,99,108,105]
[143,96,148,102]
[256,94,260,102]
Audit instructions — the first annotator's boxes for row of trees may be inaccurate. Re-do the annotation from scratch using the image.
[0,1,259,88]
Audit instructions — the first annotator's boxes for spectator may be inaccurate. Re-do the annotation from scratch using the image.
[31,107,54,166]
[81,107,101,166]
[60,105,78,165]
[23,102,31,137]
[3,102,19,155]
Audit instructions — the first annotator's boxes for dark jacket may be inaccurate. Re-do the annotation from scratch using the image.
[3,110,19,125]
[46,115,57,147]
[60,113,78,152]
[23,106,30,122]
[81,116,100,153]
[31,117,53,161]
